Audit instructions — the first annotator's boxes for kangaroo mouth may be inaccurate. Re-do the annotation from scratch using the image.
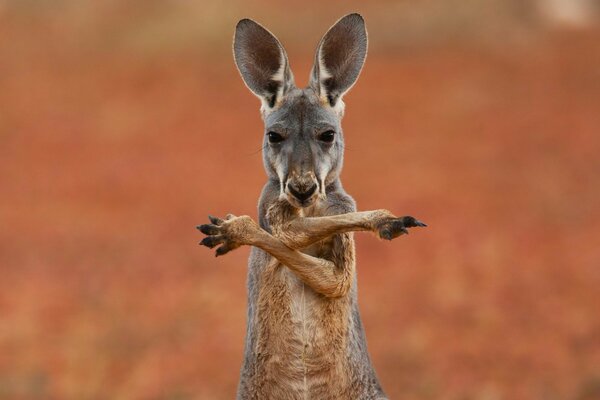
[285,181,319,208]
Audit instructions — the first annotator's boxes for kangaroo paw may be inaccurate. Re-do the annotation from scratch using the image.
[377,216,427,241]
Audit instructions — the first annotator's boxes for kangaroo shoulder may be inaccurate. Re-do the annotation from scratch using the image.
[323,189,356,215]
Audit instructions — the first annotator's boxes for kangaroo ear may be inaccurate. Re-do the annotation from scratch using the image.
[233,19,294,110]
[309,13,367,108]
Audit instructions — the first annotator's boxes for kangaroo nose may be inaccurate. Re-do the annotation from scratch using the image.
[288,183,317,202]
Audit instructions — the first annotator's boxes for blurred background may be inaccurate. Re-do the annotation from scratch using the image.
[1,0,600,399]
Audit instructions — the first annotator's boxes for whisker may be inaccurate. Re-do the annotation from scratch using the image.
[246,143,268,156]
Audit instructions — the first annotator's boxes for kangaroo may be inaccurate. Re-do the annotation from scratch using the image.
[197,14,426,400]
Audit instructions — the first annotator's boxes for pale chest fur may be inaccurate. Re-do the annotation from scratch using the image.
[253,260,353,397]
[250,208,354,397]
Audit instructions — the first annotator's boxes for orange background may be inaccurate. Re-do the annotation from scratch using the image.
[1,1,599,399]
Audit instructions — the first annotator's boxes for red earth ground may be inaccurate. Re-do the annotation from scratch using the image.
[1,5,600,400]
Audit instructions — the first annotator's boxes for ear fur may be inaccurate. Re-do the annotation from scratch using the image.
[309,13,368,109]
[233,19,294,111]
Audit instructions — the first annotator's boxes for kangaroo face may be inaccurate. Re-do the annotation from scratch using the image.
[234,14,367,209]
[262,88,344,208]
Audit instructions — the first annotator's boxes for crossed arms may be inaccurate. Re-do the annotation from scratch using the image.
[197,204,426,298]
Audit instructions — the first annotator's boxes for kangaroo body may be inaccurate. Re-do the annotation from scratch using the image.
[238,181,384,399]
[198,14,426,400]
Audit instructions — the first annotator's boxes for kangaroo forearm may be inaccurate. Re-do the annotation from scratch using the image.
[276,210,391,249]
[248,230,351,298]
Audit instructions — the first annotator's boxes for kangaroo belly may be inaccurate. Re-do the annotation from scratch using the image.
[251,263,352,398]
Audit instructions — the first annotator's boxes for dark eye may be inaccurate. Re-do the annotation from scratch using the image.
[318,130,335,143]
[267,131,284,144]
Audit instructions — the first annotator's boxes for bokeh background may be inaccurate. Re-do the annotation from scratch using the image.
[1,1,600,399]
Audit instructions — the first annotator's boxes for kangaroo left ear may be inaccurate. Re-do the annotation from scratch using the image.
[309,13,368,109]
[233,19,295,111]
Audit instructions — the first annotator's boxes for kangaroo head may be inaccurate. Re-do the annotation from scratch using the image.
[233,14,367,209]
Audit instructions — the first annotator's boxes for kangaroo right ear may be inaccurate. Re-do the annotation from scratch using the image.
[309,13,368,110]
[233,19,294,111]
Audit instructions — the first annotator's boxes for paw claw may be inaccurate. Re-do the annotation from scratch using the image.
[391,220,409,235]
[198,224,220,235]
[200,235,224,249]
[377,215,426,240]
[380,229,393,241]
[215,244,232,257]
[399,216,428,228]
[198,213,256,257]
[208,215,223,225]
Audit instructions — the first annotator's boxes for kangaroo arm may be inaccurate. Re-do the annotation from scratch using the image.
[249,228,352,298]
[272,210,426,250]
[198,208,425,297]
[198,215,353,298]
[272,210,383,249]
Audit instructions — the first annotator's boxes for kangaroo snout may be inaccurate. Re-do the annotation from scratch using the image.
[288,183,317,202]
[285,174,319,207]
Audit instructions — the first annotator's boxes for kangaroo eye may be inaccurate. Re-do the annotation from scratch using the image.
[318,130,335,143]
[267,132,284,144]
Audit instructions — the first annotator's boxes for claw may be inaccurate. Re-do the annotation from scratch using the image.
[198,224,220,235]
[380,229,393,241]
[200,235,224,249]
[400,216,416,227]
[215,244,232,257]
[208,215,223,225]
[400,216,428,228]
[391,220,409,235]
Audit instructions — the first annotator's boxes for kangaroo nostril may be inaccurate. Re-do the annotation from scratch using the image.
[288,183,317,202]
